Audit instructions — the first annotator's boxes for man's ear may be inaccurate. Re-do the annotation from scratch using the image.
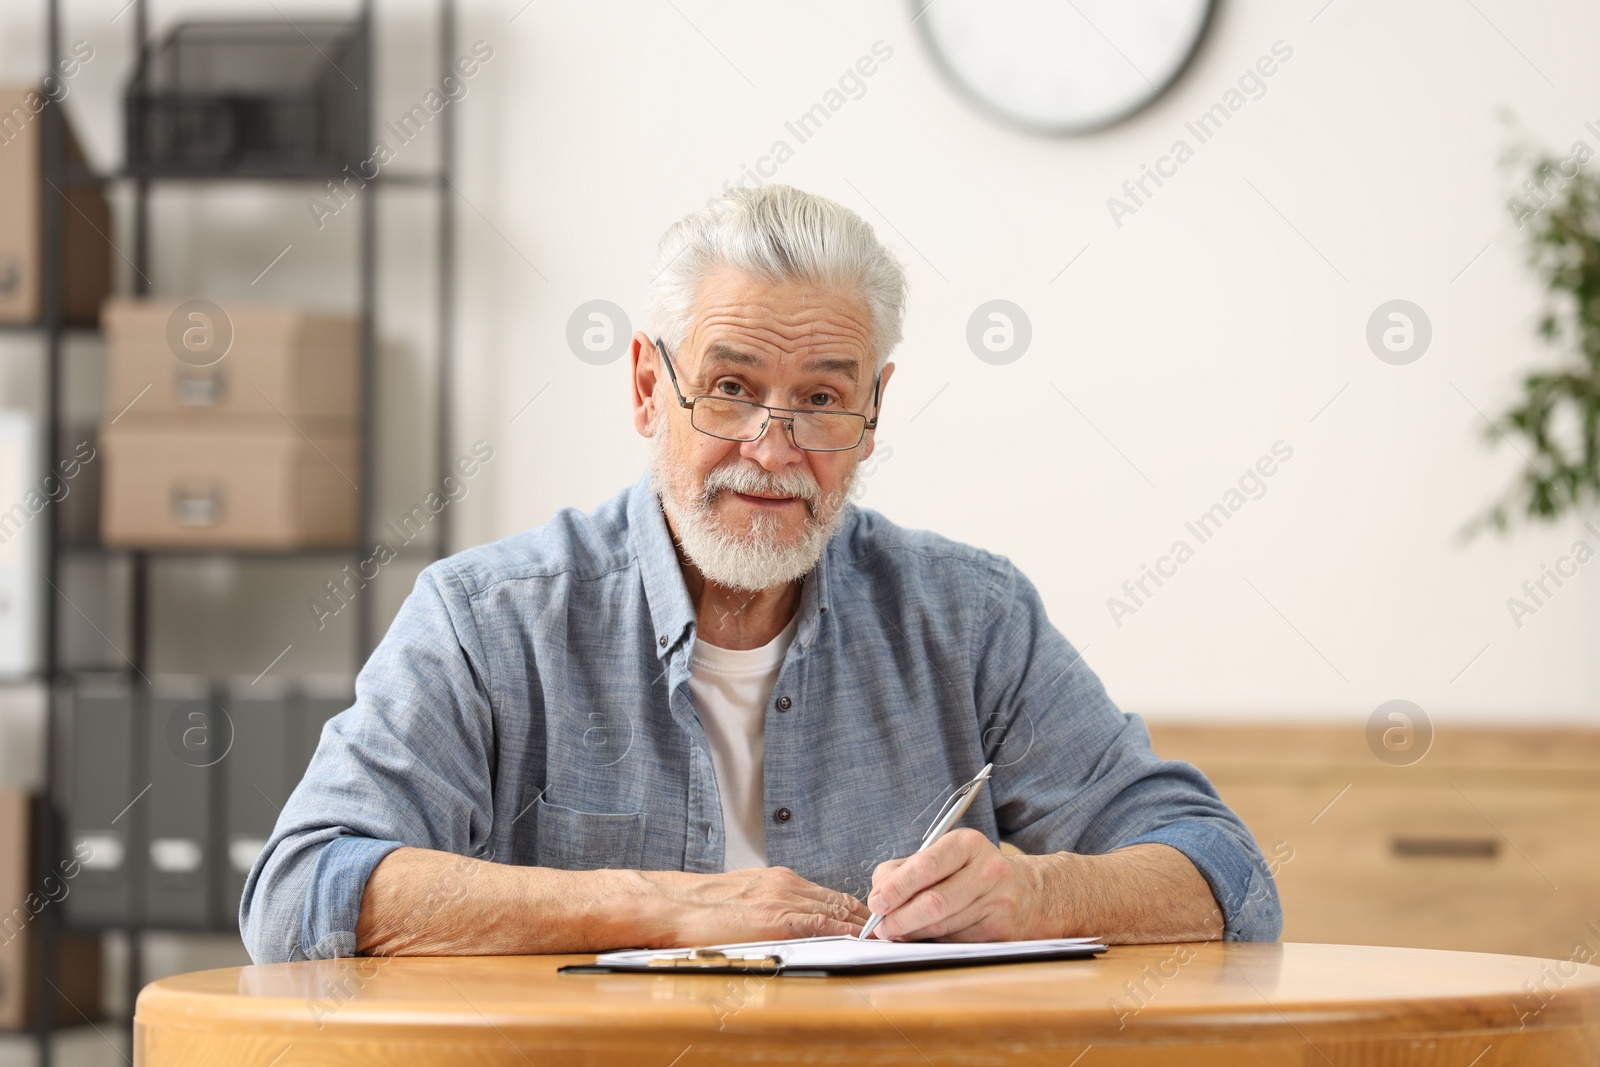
[631,331,659,437]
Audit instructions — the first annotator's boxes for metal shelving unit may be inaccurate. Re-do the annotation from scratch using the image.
[18,0,458,1062]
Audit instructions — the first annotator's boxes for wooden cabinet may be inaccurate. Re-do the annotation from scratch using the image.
[1146,724,1600,959]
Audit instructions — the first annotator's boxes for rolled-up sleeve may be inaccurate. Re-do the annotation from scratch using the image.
[973,558,1283,941]
[239,562,497,963]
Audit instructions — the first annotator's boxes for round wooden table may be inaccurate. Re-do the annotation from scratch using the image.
[135,942,1600,1065]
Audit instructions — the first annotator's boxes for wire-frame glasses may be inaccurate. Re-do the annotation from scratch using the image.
[654,337,880,453]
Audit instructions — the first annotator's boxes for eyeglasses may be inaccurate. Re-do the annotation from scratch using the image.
[654,338,880,453]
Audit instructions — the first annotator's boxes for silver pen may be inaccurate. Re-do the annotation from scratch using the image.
[858,762,994,940]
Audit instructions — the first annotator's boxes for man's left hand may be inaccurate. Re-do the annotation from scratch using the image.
[865,828,1045,941]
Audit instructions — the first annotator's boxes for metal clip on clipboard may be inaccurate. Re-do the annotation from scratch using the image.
[645,948,785,973]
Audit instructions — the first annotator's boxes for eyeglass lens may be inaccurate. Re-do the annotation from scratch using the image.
[692,396,864,450]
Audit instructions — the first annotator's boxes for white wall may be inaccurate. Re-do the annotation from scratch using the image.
[4,0,1598,729]
[450,0,1600,726]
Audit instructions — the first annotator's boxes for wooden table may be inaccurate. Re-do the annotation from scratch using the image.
[135,941,1600,1065]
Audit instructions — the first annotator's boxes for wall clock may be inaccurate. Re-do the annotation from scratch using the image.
[910,0,1217,135]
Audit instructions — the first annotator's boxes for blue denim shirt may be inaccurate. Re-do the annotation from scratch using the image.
[240,471,1282,963]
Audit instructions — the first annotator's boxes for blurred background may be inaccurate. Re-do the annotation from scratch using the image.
[1,0,1598,1063]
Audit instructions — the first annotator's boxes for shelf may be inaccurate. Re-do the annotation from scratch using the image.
[64,167,446,187]
[59,542,446,562]
[55,919,242,935]
[25,0,457,1060]
[366,171,447,187]
[0,1022,127,1042]
[0,322,101,335]
[59,543,368,559]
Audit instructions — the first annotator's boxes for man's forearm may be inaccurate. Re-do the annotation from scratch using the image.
[1018,843,1225,943]
[355,846,652,955]
[355,848,874,956]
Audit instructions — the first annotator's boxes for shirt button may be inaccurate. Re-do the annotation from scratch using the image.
[776,695,792,711]
[658,635,667,647]
[774,807,792,823]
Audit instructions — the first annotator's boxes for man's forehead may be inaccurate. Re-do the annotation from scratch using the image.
[699,340,861,377]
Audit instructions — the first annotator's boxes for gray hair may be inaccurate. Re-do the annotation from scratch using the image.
[646,184,908,374]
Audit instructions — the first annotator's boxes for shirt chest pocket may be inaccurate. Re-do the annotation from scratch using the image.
[528,796,648,871]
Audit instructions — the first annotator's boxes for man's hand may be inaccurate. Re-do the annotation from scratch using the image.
[866,837,1231,945]
[865,828,1043,942]
[638,866,872,948]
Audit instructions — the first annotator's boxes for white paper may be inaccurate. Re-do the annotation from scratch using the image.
[595,934,1105,970]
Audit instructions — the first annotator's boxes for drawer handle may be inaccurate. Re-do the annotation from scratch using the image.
[1391,836,1500,859]
[174,368,227,406]
[172,486,224,527]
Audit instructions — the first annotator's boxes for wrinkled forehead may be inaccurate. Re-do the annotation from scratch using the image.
[694,340,865,385]
[683,268,877,383]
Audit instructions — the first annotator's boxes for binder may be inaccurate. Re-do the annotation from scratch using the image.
[558,935,1107,977]
[144,675,215,928]
[220,676,291,920]
[63,675,135,926]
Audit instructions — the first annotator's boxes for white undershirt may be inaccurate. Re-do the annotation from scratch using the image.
[688,613,799,872]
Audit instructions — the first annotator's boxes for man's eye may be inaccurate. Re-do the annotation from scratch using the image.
[716,381,745,397]
[807,393,836,408]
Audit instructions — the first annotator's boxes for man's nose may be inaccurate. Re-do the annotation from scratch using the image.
[740,412,805,471]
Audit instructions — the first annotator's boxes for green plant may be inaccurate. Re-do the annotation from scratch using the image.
[1472,147,1600,535]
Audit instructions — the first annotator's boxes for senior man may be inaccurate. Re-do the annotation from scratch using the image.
[240,184,1282,963]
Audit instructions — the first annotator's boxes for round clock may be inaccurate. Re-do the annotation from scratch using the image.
[910,0,1217,135]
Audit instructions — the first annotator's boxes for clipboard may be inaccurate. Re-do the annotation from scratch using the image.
[558,935,1107,978]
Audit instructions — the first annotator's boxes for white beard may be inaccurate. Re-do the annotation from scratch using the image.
[648,409,859,593]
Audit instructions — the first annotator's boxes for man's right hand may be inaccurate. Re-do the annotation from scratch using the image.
[633,866,870,947]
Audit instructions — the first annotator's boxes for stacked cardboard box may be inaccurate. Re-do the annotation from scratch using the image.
[99,298,361,548]
[0,83,111,325]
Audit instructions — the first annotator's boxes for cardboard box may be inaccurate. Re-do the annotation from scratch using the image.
[102,297,361,428]
[0,84,113,325]
[0,791,104,1031]
[100,423,358,548]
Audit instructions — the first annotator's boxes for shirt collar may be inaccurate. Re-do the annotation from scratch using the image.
[627,470,835,659]
[629,471,698,660]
